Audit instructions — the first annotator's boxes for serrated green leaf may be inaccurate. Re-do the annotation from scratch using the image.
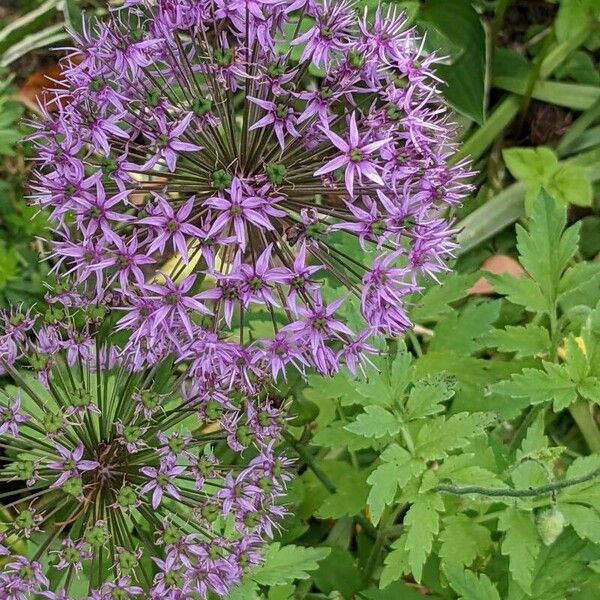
[344,359,393,407]
[429,301,501,356]
[367,462,403,526]
[345,405,400,439]
[444,565,501,600]
[379,536,410,589]
[516,413,548,461]
[511,461,550,489]
[503,147,558,183]
[564,334,590,381]
[508,529,600,600]
[436,460,506,489]
[559,503,600,544]
[405,374,455,421]
[487,274,548,313]
[498,508,542,594]
[404,492,444,582]
[439,515,492,568]
[482,324,551,358]
[517,191,579,301]
[367,444,422,525]
[382,347,413,403]
[415,412,495,461]
[492,363,577,411]
[566,454,600,479]
[558,262,600,311]
[578,377,600,404]
[411,272,478,322]
[250,543,331,586]
[547,163,593,207]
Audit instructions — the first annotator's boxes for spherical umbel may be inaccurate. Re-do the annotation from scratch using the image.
[29,0,473,381]
[0,307,290,598]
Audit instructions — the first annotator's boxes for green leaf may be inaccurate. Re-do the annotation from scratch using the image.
[517,191,579,300]
[435,457,506,489]
[564,334,590,381]
[487,274,548,313]
[405,374,455,421]
[382,347,413,404]
[312,422,374,451]
[429,301,501,356]
[511,461,550,490]
[62,0,84,35]
[481,324,551,358]
[503,147,558,183]
[226,579,259,600]
[439,515,492,568]
[362,581,443,600]
[547,164,593,207]
[317,469,369,519]
[415,412,495,460]
[559,503,600,544]
[345,405,400,439]
[366,444,422,525]
[498,508,542,594]
[411,272,478,322]
[492,363,578,411]
[345,360,394,408]
[312,546,363,598]
[492,78,600,112]
[298,461,359,519]
[555,0,600,43]
[570,376,597,408]
[455,178,525,255]
[559,262,600,310]
[516,413,548,461]
[418,0,486,123]
[444,565,501,600]
[579,217,600,258]
[250,543,331,586]
[404,492,444,582]
[267,585,294,600]
[567,454,600,479]
[507,529,600,600]
[379,537,410,589]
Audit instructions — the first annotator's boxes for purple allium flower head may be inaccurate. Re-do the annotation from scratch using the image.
[29,0,472,379]
[0,308,290,599]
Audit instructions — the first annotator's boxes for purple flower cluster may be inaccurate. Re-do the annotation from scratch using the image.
[0,307,290,598]
[29,0,472,379]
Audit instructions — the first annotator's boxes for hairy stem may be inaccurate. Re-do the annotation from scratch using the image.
[437,466,600,498]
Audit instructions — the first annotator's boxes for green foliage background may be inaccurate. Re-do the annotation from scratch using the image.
[1,0,600,598]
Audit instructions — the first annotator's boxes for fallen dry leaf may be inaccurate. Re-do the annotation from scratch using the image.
[16,62,64,112]
[468,254,526,295]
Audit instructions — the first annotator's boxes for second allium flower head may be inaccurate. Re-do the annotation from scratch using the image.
[30,0,472,377]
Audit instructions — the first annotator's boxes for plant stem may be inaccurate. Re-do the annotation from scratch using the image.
[569,398,600,454]
[362,506,401,587]
[437,466,600,498]
[491,0,512,48]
